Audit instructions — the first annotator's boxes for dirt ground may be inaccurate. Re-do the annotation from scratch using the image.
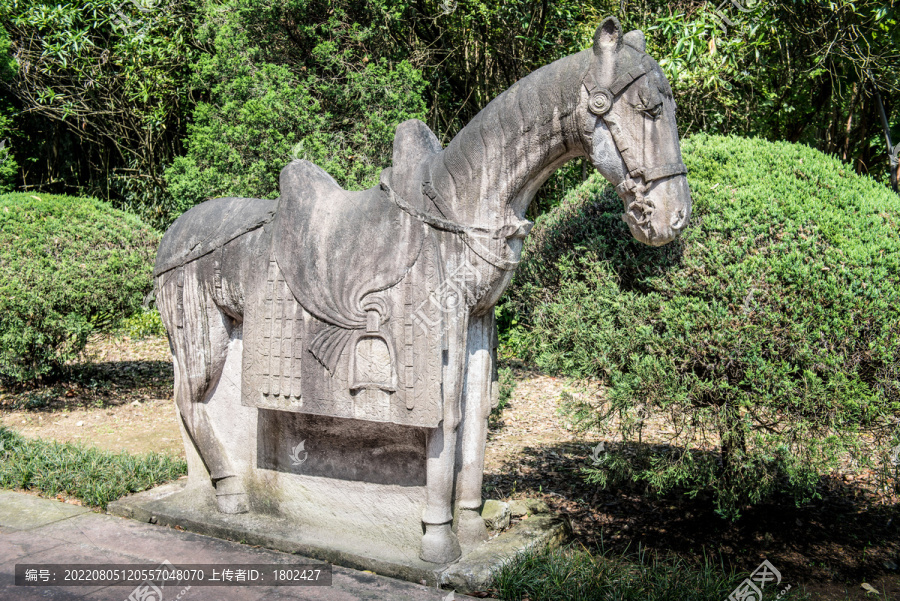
[0,336,182,456]
[1,335,898,599]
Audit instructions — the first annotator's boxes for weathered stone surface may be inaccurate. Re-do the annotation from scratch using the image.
[0,489,90,530]
[150,14,690,573]
[441,514,573,594]
[110,479,569,594]
[0,491,486,601]
[481,500,510,531]
[508,498,551,517]
[455,507,489,550]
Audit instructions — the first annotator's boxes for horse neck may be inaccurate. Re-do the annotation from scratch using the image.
[427,50,593,227]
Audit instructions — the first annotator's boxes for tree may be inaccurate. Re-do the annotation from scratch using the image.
[641,0,900,181]
[163,0,427,225]
[0,0,200,217]
[0,25,16,191]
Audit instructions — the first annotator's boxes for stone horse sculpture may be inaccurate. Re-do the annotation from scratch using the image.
[153,17,691,565]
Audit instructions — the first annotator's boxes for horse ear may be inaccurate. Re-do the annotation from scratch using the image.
[593,17,623,55]
[624,30,646,52]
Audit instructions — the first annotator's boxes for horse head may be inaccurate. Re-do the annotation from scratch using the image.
[580,17,692,246]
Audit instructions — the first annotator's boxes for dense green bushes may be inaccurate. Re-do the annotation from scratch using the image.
[502,135,900,518]
[164,0,427,226]
[0,193,159,384]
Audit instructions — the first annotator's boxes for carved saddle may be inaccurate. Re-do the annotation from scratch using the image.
[241,121,449,427]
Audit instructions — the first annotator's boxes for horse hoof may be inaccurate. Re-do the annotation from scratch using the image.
[420,523,461,564]
[215,477,249,514]
[216,493,249,514]
[455,508,488,547]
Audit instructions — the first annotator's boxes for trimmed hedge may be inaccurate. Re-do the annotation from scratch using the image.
[0,193,159,383]
[502,134,900,518]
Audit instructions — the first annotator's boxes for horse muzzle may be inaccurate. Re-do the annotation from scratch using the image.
[619,174,691,247]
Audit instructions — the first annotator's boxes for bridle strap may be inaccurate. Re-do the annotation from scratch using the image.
[644,162,688,182]
[583,55,687,192]
[608,61,651,96]
[380,178,521,271]
[582,55,652,112]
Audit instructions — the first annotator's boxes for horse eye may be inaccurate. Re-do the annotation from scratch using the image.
[641,103,663,120]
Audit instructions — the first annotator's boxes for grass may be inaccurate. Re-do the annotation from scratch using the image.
[492,544,812,601]
[0,426,186,509]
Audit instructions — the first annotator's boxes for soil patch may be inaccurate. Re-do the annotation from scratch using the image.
[0,335,182,456]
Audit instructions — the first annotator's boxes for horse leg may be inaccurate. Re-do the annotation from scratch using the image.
[157,262,248,514]
[454,312,497,546]
[422,419,461,563]
[421,313,468,563]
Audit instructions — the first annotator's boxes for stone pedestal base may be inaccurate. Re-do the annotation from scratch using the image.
[109,481,571,594]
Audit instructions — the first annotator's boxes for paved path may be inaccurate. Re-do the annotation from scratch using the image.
[0,491,487,600]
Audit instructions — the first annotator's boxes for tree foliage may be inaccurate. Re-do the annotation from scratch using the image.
[0,1,897,217]
[0,0,199,214]
[164,0,426,225]
[645,0,900,180]
[0,25,16,191]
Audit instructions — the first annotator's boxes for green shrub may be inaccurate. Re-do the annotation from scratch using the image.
[502,134,900,519]
[0,193,160,384]
[0,427,186,509]
[120,307,166,340]
[0,120,14,193]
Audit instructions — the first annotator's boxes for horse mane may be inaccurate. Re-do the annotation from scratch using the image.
[428,49,595,213]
